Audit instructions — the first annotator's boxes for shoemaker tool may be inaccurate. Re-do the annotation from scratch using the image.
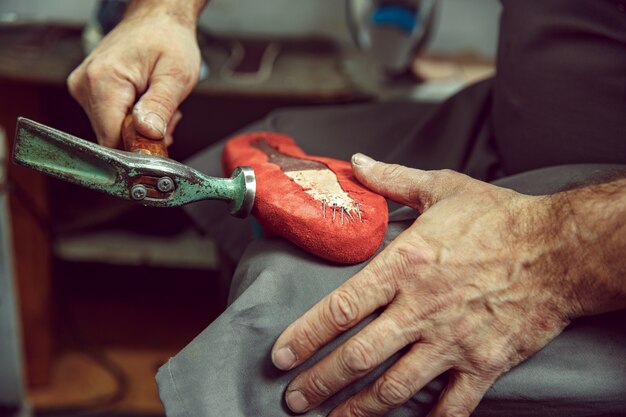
[12,116,256,218]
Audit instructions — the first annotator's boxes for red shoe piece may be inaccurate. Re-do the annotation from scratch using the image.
[222,132,388,264]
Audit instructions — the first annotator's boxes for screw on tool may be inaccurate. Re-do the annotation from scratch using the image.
[157,176,175,193]
[131,184,148,200]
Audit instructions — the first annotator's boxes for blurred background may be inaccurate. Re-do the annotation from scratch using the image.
[0,1,500,416]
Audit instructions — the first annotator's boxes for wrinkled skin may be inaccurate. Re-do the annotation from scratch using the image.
[272,154,595,417]
[66,3,625,415]
[67,6,201,148]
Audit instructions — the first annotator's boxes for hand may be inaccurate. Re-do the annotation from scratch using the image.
[67,3,201,148]
[271,154,586,417]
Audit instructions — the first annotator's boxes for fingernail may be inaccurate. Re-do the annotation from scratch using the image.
[141,112,166,137]
[352,153,376,167]
[272,346,297,370]
[286,390,309,413]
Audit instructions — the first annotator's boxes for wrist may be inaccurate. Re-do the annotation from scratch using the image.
[548,178,626,318]
[125,0,208,27]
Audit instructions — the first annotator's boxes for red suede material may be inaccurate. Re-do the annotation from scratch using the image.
[222,132,388,264]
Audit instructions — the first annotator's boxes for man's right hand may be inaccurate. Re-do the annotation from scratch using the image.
[67,0,206,148]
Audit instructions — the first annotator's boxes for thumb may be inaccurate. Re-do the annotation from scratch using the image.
[132,59,196,140]
[351,153,471,211]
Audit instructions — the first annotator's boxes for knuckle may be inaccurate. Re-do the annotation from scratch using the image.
[291,324,322,355]
[385,309,422,343]
[84,62,107,84]
[451,317,478,342]
[168,64,197,86]
[437,169,470,192]
[303,372,333,399]
[375,374,414,407]
[438,168,458,179]
[341,338,377,374]
[181,68,198,86]
[346,401,369,417]
[66,69,80,94]
[489,354,509,373]
[406,179,425,206]
[380,164,405,181]
[469,355,506,378]
[392,241,434,270]
[439,404,472,417]
[157,63,198,94]
[145,91,179,115]
[469,349,507,377]
[327,291,359,330]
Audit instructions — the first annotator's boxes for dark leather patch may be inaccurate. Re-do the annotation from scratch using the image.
[252,140,326,172]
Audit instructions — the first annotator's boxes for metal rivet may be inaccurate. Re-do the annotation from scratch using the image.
[157,177,175,193]
[130,184,147,200]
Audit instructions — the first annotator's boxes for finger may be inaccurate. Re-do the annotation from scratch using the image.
[329,344,450,417]
[68,64,136,148]
[67,65,88,107]
[89,96,135,148]
[271,257,398,371]
[284,306,423,413]
[351,153,473,211]
[133,59,197,140]
[426,372,495,417]
[88,81,136,148]
[163,111,183,147]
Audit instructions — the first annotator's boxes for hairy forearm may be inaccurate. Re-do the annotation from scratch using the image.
[555,176,626,317]
[125,0,208,26]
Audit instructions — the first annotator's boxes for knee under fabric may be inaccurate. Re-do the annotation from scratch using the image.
[222,132,388,264]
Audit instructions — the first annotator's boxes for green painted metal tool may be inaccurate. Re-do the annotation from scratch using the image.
[12,117,256,218]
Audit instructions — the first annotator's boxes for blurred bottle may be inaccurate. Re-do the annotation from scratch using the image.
[346,0,437,78]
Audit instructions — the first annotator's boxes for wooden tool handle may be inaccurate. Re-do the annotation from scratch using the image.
[121,114,168,157]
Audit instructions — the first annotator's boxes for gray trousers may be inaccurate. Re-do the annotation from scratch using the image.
[158,82,626,416]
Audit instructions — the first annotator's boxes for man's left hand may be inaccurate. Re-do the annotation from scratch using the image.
[271,154,582,417]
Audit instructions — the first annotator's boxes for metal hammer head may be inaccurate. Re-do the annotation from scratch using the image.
[227,166,256,218]
[13,117,255,218]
